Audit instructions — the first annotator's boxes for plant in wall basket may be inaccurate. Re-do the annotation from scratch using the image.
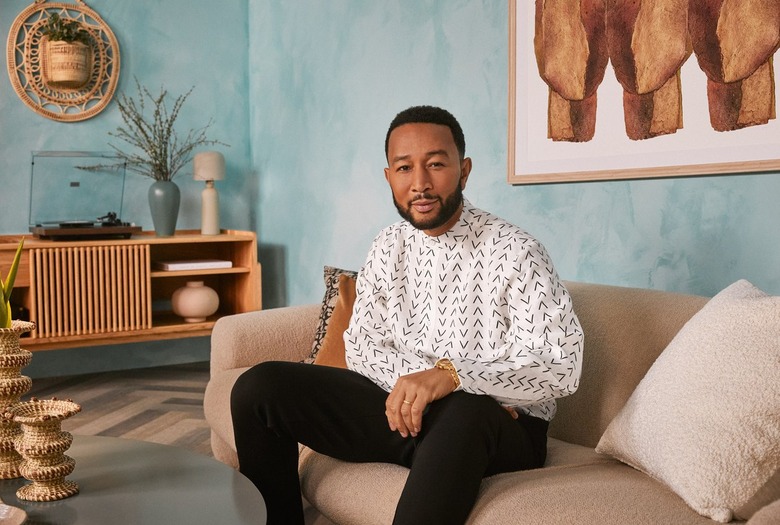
[39,13,93,89]
[84,79,227,237]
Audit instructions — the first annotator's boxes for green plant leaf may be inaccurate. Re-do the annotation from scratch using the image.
[0,285,9,329]
[40,12,92,45]
[3,238,24,298]
[1,238,24,328]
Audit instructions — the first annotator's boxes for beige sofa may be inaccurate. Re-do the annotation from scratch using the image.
[204,281,780,525]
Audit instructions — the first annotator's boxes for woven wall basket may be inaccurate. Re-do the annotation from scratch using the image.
[42,38,92,89]
[6,0,120,122]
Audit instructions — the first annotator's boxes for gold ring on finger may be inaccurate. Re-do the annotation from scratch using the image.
[402,400,412,405]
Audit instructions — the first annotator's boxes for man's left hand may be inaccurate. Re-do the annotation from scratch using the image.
[385,367,455,438]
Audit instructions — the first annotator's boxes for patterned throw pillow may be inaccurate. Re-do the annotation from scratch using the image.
[314,274,356,368]
[596,280,780,523]
[304,266,358,364]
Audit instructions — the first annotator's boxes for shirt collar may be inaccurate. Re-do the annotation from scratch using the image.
[420,198,474,247]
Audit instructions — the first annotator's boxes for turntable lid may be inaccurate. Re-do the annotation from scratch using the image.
[29,151,127,226]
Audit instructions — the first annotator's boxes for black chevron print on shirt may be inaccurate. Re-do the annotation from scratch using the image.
[344,200,583,421]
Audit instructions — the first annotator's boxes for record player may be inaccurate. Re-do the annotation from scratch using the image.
[31,212,142,240]
[28,151,142,240]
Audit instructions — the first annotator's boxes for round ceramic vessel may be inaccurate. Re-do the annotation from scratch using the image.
[171,281,219,322]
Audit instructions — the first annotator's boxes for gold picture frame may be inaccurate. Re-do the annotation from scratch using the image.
[508,0,780,185]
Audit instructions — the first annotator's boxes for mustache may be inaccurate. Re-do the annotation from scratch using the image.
[411,193,437,202]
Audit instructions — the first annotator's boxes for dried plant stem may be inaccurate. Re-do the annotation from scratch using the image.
[82,78,227,181]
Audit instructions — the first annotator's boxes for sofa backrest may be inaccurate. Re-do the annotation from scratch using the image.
[549,281,709,448]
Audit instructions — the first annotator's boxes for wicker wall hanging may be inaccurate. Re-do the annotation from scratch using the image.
[6,0,120,122]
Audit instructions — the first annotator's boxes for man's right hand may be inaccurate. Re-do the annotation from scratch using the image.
[385,367,456,438]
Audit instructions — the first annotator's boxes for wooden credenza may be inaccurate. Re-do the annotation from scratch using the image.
[0,230,261,351]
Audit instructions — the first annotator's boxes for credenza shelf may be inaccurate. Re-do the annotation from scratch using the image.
[150,267,250,278]
[1,229,262,351]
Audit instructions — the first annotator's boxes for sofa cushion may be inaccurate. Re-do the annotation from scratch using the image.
[596,280,780,523]
[746,498,780,525]
[299,440,719,525]
[306,266,358,363]
[313,273,355,368]
[551,281,707,448]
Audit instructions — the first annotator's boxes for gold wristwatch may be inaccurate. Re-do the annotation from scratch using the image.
[434,358,461,389]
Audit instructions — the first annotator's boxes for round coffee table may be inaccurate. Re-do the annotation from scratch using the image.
[0,435,266,524]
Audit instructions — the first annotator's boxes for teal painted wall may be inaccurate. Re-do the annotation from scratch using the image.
[2,1,779,376]
[249,0,780,307]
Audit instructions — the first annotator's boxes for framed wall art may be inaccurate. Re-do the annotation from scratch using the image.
[508,0,780,184]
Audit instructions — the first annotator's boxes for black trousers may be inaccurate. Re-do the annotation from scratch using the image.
[230,361,548,525]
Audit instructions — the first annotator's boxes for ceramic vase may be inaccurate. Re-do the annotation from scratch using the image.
[11,398,81,502]
[148,180,180,237]
[0,320,34,479]
[172,281,219,322]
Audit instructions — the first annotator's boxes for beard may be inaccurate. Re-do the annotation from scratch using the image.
[393,184,464,232]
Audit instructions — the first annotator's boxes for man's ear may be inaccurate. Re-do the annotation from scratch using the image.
[384,166,390,183]
[460,157,472,189]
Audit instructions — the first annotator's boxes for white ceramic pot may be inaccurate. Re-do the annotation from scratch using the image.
[171,281,219,322]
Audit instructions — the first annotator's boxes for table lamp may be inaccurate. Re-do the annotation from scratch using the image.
[193,151,225,235]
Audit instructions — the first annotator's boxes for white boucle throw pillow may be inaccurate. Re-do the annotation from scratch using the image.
[596,280,780,523]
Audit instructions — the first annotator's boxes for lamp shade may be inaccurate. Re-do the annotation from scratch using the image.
[193,151,226,181]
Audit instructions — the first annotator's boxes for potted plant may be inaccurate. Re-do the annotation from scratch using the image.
[0,238,36,481]
[82,79,227,236]
[39,13,93,89]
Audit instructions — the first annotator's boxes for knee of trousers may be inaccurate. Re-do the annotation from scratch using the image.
[230,361,293,416]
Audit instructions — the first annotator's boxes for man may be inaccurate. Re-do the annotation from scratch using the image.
[231,106,583,524]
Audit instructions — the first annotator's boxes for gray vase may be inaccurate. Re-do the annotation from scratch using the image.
[148,180,180,237]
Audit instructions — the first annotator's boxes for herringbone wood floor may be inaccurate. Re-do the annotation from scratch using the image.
[26,361,212,456]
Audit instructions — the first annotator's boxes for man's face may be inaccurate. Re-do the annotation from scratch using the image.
[384,123,471,236]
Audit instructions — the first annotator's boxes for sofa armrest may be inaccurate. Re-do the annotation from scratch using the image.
[747,499,780,525]
[210,304,321,374]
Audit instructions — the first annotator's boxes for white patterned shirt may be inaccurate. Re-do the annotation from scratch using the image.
[344,200,583,421]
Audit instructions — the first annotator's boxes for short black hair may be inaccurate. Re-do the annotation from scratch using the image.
[385,106,466,160]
